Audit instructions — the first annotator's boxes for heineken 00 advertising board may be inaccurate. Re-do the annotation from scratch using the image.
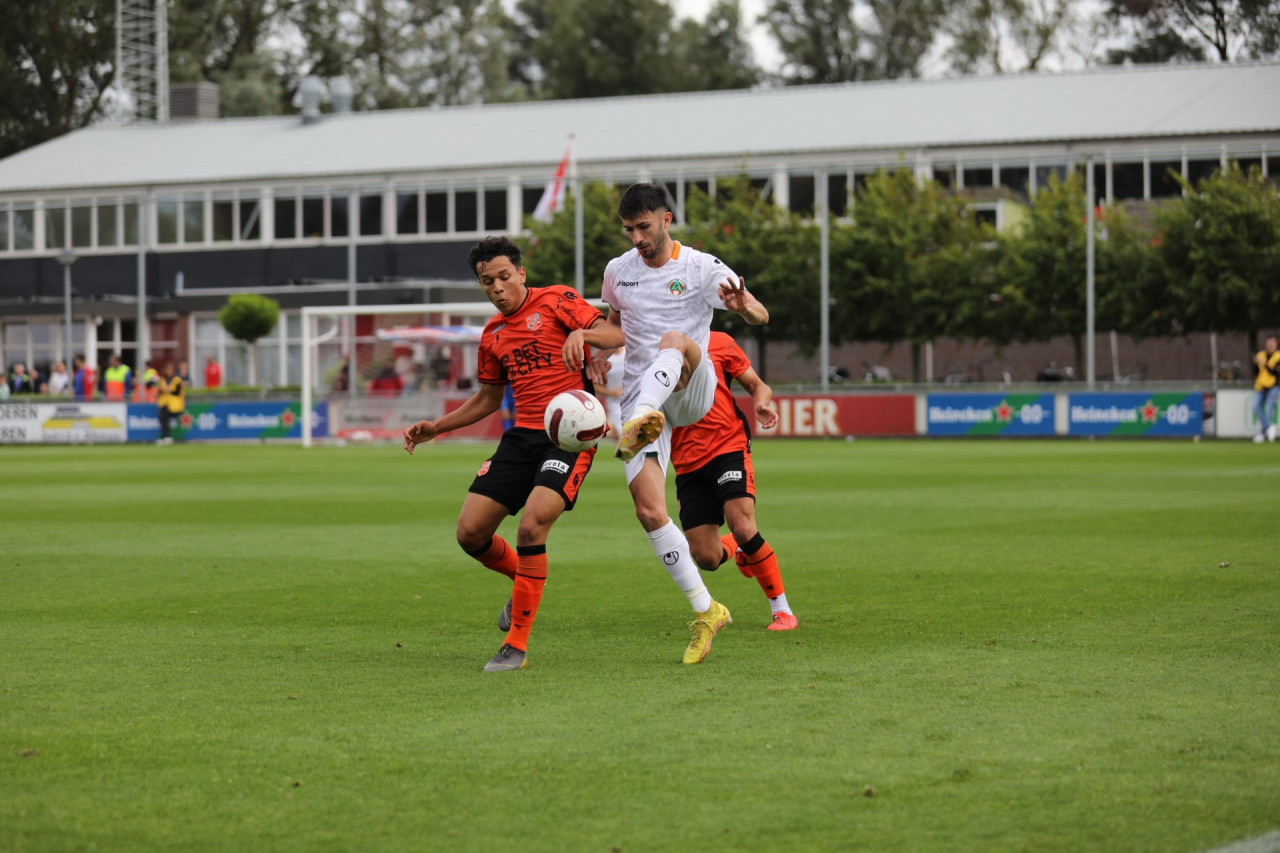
[926,394,1056,436]
[1068,393,1202,437]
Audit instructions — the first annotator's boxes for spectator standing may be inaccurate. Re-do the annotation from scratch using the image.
[155,362,186,445]
[73,355,95,400]
[47,362,70,395]
[8,363,36,394]
[204,355,223,389]
[102,354,133,401]
[178,360,192,385]
[1252,334,1280,443]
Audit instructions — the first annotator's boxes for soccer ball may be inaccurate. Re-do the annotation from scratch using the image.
[544,390,608,453]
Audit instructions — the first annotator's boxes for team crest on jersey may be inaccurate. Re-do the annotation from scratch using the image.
[527,312,542,331]
[668,279,686,296]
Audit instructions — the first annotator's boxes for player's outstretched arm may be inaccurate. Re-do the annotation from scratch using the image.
[583,312,625,385]
[404,383,505,455]
[403,420,440,454]
[736,366,779,430]
[719,277,769,325]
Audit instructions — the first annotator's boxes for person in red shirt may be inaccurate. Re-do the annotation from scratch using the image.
[403,236,623,672]
[204,355,223,389]
[670,331,796,630]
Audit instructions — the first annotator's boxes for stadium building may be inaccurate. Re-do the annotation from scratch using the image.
[0,61,1277,388]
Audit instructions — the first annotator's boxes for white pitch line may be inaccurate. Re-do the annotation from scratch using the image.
[1202,830,1280,853]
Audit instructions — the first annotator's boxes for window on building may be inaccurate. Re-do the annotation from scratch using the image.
[973,208,997,226]
[828,173,849,217]
[329,192,349,238]
[98,200,119,247]
[302,192,325,238]
[0,207,8,251]
[122,200,138,245]
[397,190,419,235]
[275,195,298,239]
[1035,164,1067,192]
[1112,162,1144,200]
[213,193,236,242]
[933,164,956,189]
[71,203,92,248]
[156,196,180,244]
[1091,162,1106,199]
[239,197,261,241]
[426,191,448,233]
[1233,157,1262,176]
[853,171,875,196]
[484,189,506,231]
[45,204,67,249]
[1267,156,1280,177]
[688,179,711,201]
[963,166,994,188]
[999,166,1030,197]
[183,197,204,243]
[455,189,478,232]
[522,185,543,218]
[1186,157,1219,187]
[14,204,35,250]
[788,174,815,216]
[1150,160,1182,198]
[359,190,382,237]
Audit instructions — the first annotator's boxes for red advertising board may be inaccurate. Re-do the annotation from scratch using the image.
[738,394,915,438]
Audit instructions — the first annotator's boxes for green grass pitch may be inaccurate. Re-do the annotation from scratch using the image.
[2,438,1277,852]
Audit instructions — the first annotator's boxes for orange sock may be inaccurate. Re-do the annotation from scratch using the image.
[504,545,548,652]
[466,535,517,579]
[719,532,739,569]
[738,534,785,600]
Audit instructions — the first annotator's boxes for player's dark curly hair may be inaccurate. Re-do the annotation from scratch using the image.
[467,236,522,275]
[618,182,672,220]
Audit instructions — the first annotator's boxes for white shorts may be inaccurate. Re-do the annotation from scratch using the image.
[621,346,717,485]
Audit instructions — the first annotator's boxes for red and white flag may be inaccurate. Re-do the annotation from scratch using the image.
[532,147,571,223]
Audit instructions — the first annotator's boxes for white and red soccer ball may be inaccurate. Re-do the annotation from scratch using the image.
[544,390,608,453]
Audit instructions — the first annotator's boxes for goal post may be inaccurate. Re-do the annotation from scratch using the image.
[301,301,502,447]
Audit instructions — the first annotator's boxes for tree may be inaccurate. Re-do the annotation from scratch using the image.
[669,0,763,91]
[520,182,631,298]
[943,0,1081,75]
[1153,163,1280,350]
[833,168,992,381]
[0,0,115,159]
[994,172,1093,372]
[762,0,864,83]
[219,293,280,387]
[681,176,819,375]
[863,0,948,79]
[1104,0,1280,62]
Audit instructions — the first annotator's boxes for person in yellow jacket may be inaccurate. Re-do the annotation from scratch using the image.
[156,361,186,446]
[138,361,160,403]
[1253,334,1280,443]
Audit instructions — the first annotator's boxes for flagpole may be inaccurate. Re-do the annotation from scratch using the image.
[571,133,583,294]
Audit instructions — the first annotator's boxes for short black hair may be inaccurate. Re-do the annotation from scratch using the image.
[467,236,522,274]
[618,182,671,220]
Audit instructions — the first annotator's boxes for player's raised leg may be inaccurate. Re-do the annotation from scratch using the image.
[616,332,703,462]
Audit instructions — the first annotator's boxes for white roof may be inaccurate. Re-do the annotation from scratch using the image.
[1,62,1277,194]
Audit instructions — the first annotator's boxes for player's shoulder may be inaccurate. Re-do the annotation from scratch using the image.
[604,250,639,276]
[677,243,728,270]
[481,311,508,336]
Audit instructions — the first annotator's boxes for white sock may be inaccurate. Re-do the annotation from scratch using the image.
[647,520,712,613]
[769,593,792,616]
[633,348,684,415]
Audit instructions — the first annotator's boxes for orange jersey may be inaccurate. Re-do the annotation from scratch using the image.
[476,285,605,429]
[671,331,752,473]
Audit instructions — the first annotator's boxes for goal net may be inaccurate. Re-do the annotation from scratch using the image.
[301,302,504,447]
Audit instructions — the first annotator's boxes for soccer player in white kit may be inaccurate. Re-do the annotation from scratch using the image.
[586,182,769,664]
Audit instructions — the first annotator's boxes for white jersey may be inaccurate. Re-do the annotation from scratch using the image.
[601,242,736,391]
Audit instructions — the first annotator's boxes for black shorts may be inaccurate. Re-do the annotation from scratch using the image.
[468,427,596,515]
[675,450,756,530]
